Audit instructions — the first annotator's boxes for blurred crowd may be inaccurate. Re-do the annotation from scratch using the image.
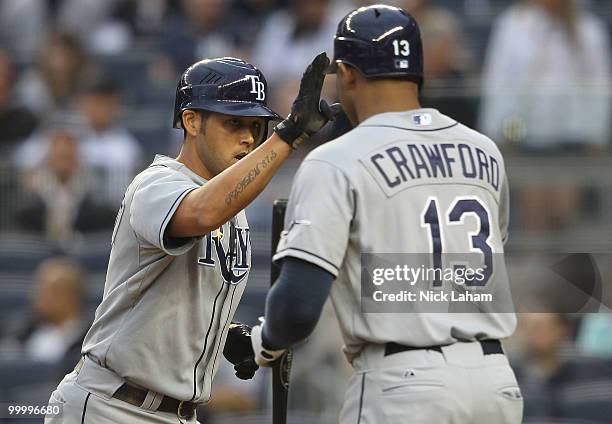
[0,0,611,423]
[0,0,610,237]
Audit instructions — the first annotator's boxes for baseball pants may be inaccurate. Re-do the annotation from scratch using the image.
[45,357,201,424]
[339,340,523,424]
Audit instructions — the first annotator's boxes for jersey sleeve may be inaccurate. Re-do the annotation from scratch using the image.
[130,167,199,255]
[273,159,354,277]
[498,175,510,245]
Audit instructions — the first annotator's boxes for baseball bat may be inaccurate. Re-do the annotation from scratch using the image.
[271,199,292,424]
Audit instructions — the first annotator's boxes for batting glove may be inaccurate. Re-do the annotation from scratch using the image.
[274,52,343,148]
[250,317,286,367]
[223,322,259,380]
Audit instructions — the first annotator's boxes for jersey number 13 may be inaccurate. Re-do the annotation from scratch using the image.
[421,197,493,287]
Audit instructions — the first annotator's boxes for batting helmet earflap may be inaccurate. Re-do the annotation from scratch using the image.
[173,57,281,132]
[328,4,424,88]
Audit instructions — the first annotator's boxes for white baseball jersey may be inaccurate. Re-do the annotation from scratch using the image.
[81,155,251,403]
[273,108,516,363]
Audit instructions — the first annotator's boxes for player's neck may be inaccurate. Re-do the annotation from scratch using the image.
[355,81,421,124]
[176,141,214,180]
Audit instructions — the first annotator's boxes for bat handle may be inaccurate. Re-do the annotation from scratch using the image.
[272,349,292,424]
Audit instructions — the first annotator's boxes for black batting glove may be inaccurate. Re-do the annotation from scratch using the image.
[274,52,343,148]
[223,322,259,380]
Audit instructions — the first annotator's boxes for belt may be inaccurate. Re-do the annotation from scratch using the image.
[73,357,196,418]
[113,383,197,418]
[384,339,503,357]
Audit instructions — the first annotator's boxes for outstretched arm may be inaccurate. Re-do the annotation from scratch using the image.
[263,257,335,349]
[169,53,339,237]
[169,133,291,237]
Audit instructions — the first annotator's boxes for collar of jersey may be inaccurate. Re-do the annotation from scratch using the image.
[358,108,457,132]
[152,154,208,185]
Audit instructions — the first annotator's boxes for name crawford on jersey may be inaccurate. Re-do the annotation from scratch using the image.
[366,141,501,193]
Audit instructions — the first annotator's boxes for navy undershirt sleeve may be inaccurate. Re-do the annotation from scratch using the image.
[261,257,335,350]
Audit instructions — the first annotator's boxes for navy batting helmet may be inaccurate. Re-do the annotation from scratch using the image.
[328,4,423,86]
[173,57,281,129]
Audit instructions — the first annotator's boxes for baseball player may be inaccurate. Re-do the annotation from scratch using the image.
[251,5,523,423]
[45,54,339,423]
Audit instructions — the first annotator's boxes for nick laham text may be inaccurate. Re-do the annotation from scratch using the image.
[373,290,493,303]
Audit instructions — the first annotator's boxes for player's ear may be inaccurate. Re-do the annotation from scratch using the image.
[182,110,202,137]
[337,63,357,90]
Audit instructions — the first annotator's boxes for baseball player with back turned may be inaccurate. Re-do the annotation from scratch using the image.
[45,53,340,423]
[251,5,524,424]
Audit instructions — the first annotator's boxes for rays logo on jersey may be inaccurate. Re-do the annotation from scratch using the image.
[198,225,250,285]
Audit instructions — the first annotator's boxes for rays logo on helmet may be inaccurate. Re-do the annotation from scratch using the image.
[172,58,280,129]
[246,75,266,101]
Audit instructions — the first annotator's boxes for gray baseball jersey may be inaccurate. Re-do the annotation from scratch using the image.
[81,155,251,403]
[273,108,516,362]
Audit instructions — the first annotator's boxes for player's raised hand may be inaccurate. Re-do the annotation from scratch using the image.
[274,52,343,148]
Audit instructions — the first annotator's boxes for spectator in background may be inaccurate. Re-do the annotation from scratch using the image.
[0,0,118,61]
[513,313,574,418]
[77,76,143,205]
[156,0,245,79]
[0,257,88,373]
[15,130,116,246]
[111,0,180,37]
[513,313,612,421]
[234,0,284,16]
[480,0,610,149]
[251,0,349,86]
[250,0,349,116]
[49,0,119,52]
[231,0,285,50]
[15,31,89,120]
[402,0,472,85]
[401,0,477,127]
[13,75,142,207]
[0,48,38,154]
[0,0,48,62]
[479,0,611,232]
